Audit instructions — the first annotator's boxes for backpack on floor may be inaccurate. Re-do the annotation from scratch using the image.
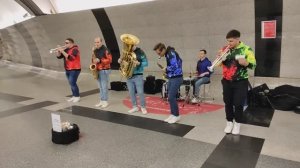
[144,75,156,94]
[267,85,300,111]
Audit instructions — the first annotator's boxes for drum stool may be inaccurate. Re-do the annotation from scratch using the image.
[199,81,214,102]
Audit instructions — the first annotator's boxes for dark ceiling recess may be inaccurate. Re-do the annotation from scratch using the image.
[15,0,45,16]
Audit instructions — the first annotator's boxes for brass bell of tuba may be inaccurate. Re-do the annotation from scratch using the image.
[119,34,140,78]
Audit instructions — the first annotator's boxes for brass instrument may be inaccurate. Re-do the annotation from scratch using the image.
[207,45,231,72]
[157,62,167,80]
[90,50,98,79]
[49,45,66,53]
[119,34,140,78]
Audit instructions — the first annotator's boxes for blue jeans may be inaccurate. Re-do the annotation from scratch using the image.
[126,75,146,108]
[168,77,183,116]
[97,69,111,101]
[193,77,210,97]
[65,70,81,97]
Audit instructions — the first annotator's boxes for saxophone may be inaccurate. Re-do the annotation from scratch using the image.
[89,50,98,79]
[119,34,140,78]
[157,62,167,80]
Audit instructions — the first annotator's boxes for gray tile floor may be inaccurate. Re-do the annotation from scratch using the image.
[1,61,300,168]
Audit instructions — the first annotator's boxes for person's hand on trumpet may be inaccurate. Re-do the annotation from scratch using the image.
[57,45,67,54]
[237,57,249,67]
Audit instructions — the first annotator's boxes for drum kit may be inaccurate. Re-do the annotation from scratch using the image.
[160,69,201,106]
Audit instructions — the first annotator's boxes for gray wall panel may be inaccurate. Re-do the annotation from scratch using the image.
[37,10,104,72]
[281,0,300,78]
[106,0,254,74]
[1,0,299,78]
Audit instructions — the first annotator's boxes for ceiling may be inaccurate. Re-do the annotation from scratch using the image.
[0,0,154,29]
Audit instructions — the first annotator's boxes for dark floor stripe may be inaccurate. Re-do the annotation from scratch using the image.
[243,106,274,127]
[0,101,58,118]
[202,134,264,168]
[0,92,33,102]
[67,89,99,97]
[69,106,194,137]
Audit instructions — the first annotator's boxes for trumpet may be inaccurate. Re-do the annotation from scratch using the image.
[207,45,231,72]
[49,45,66,53]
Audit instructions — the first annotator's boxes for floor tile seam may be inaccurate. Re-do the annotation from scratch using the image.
[258,153,300,163]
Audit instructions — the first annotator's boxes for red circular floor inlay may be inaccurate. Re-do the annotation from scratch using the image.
[123,96,224,115]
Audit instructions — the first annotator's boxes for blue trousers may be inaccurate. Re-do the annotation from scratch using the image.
[167,77,183,116]
[65,70,81,97]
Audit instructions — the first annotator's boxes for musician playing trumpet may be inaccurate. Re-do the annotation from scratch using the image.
[93,37,112,108]
[221,30,256,135]
[56,38,81,103]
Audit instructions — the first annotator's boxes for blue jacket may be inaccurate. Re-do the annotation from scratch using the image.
[165,47,183,78]
[133,47,148,75]
[196,57,212,77]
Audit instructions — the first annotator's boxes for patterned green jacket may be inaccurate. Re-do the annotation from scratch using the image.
[222,42,256,81]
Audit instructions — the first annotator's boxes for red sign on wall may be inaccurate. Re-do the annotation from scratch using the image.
[261,20,276,39]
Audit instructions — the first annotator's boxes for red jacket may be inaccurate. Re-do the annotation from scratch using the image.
[93,45,112,70]
[57,45,81,70]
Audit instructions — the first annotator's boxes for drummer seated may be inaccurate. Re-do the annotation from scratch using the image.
[191,49,212,103]
[191,72,211,103]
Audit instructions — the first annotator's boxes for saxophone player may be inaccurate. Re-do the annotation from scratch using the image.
[93,37,112,108]
[118,45,148,114]
[153,43,183,124]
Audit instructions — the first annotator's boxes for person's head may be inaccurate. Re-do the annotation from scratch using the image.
[199,49,207,60]
[153,42,166,57]
[226,29,240,48]
[94,37,103,49]
[65,38,74,48]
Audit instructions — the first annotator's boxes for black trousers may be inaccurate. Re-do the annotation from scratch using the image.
[222,79,248,123]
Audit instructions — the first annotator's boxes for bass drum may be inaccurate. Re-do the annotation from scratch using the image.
[161,82,181,100]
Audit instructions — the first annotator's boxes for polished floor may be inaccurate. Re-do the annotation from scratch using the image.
[1,61,300,168]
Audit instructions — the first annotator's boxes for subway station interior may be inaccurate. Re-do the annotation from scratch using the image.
[1,0,300,168]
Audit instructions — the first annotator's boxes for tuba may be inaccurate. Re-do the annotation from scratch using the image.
[90,50,98,79]
[207,45,231,72]
[119,34,140,78]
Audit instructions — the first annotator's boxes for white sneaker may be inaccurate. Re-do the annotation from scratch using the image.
[101,101,108,108]
[95,101,103,107]
[72,97,80,103]
[224,121,233,133]
[168,116,180,124]
[128,107,139,113]
[191,97,199,103]
[67,96,75,102]
[141,108,147,114]
[164,115,174,122]
[232,122,240,135]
